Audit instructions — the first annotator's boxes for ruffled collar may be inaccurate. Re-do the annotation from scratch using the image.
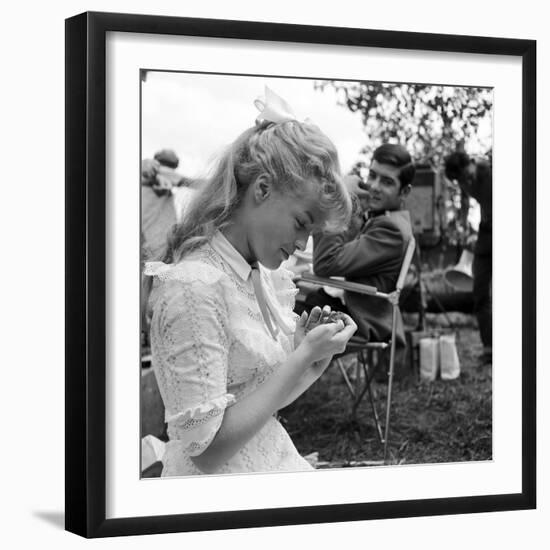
[144,231,254,282]
[211,231,296,336]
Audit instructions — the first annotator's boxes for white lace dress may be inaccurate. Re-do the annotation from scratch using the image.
[146,235,313,476]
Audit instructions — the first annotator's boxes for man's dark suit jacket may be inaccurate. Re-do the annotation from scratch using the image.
[469,159,492,257]
[313,209,413,361]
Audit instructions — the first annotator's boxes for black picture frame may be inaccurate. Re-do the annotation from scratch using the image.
[65,11,536,538]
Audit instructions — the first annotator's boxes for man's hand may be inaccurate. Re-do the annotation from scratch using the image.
[152,173,174,196]
[344,174,361,194]
[344,175,370,227]
[345,174,369,198]
[151,166,183,196]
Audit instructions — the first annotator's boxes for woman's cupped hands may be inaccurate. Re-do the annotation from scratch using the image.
[294,305,357,366]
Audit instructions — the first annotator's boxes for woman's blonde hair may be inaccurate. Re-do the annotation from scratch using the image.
[158,120,351,264]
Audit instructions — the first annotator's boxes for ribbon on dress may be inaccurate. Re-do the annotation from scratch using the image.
[250,262,280,341]
[250,262,297,340]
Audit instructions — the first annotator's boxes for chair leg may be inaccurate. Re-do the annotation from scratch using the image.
[351,351,367,421]
[337,348,390,450]
[383,304,399,464]
[354,359,362,398]
[336,358,355,398]
[361,361,384,444]
[351,351,384,445]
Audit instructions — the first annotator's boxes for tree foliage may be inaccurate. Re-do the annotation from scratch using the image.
[316,81,492,167]
[315,81,493,248]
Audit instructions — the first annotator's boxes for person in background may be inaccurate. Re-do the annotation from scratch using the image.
[141,149,199,350]
[141,148,196,260]
[311,143,415,379]
[445,151,492,364]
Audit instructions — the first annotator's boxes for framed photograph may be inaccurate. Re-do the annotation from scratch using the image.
[65,11,536,538]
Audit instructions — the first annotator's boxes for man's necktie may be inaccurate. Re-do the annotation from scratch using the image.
[250,262,279,341]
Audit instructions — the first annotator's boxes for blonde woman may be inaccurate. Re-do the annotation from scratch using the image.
[145,89,356,476]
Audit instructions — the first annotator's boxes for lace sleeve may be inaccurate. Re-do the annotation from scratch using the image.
[150,278,234,457]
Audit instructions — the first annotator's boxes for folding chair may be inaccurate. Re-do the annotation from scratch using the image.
[300,237,416,463]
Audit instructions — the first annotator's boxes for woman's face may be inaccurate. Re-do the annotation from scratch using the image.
[246,179,324,270]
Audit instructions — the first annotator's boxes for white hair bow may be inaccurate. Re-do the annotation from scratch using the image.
[254,86,297,125]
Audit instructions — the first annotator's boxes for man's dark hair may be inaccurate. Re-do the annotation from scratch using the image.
[372,143,416,189]
[444,151,471,181]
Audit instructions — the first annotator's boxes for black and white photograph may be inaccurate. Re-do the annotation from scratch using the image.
[2,0,546,545]
[139,71,494,478]
[60,10,536,539]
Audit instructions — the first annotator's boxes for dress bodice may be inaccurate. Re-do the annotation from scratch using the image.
[146,238,312,475]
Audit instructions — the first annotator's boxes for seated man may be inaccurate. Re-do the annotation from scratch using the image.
[311,143,415,377]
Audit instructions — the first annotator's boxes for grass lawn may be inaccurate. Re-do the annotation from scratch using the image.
[279,324,492,467]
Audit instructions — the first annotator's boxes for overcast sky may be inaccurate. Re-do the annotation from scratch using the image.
[141,71,366,178]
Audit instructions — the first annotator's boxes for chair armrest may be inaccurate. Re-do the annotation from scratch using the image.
[300,272,381,297]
